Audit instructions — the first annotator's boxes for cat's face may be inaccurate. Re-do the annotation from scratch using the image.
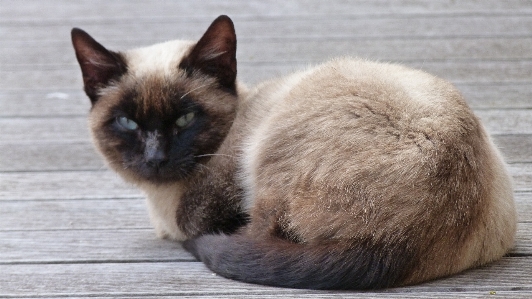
[72,16,238,184]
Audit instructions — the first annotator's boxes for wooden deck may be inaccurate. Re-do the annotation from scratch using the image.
[1,1,531,297]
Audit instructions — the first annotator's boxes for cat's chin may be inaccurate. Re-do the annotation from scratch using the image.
[138,168,191,185]
[119,162,196,185]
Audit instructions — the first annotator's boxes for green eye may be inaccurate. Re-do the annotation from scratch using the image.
[176,112,195,128]
[116,116,138,130]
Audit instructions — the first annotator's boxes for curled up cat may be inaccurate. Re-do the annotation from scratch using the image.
[71,15,516,289]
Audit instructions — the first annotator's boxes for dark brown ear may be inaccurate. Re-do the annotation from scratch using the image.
[179,15,237,91]
[71,28,127,104]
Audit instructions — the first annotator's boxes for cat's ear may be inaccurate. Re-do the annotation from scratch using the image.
[179,15,237,91]
[71,28,127,104]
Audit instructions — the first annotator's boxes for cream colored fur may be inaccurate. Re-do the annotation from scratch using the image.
[237,57,516,284]
[125,40,195,78]
[140,181,187,240]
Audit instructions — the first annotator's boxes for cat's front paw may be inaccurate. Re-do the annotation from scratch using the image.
[154,226,172,239]
[152,222,187,241]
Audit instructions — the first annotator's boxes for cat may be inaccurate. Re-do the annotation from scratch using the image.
[71,15,248,240]
[72,15,517,289]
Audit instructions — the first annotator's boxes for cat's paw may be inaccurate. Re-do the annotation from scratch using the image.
[154,227,171,239]
[153,224,187,241]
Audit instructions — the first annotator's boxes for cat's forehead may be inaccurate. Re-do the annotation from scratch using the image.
[124,40,195,78]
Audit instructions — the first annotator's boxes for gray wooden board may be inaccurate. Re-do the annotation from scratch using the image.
[3,14,532,43]
[0,198,149,231]
[23,293,532,299]
[0,90,90,117]
[507,164,532,192]
[515,192,532,223]
[4,38,532,67]
[0,0,532,24]
[0,257,530,296]
[0,192,530,229]
[0,135,530,172]
[10,137,532,172]
[0,192,530,231]
[0,224,529,264]
[1,84,531,119]
[2,0,532,21]
[1,61,531,90]
[0,141,104,172]
[0,229,192,263]
[1,111,531,143]
[0,166,531,201]
[1,0,531,297]
[0,171,141,200]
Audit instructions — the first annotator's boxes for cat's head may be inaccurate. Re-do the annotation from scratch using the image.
[71,15,240,185]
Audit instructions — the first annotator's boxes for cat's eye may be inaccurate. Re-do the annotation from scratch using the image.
[176,112,195,128]
[116,116,139,131]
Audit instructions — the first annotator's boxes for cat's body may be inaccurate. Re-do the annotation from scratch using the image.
[72,16,516,289]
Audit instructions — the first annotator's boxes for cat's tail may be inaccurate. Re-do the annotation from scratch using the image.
[183,232,415,290]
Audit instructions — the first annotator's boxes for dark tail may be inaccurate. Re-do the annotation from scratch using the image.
[183,232,415,290]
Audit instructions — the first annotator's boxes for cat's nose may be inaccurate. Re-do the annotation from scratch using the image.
[147,157,168,169]
[146,149,168,169]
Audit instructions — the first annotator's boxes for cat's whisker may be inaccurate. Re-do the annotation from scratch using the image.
[194,153,234,159]
[180,83,211,99]
[195,162,213,173]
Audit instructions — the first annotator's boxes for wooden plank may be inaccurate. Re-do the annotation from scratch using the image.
[2,0,532,22]
[0,141,103,172]
[514,223,532,255]
[0,135,529,172]
[0,170,140,200]
[0,165,530,202]
[4,0,532,22]
[0,163,530,202]
[0,229,191,263]
[2,111,531,144]
[1,60,531,90]
[515,192,532,223]
[1,83,530,119]
[408,257,532,292]
[508,164,532,192]
[0,198,148,231]
[0,192,528,231]
[458,84,532,110]
[0,116,90,142]
[24,290,532,299]
[493,135,532,163]
[3,14,532,43]
[0,90,89,117]
[4,37,532,67]
[0,257,530,296]
[474,110,532,135]
[38,292,532,299]
[0,224,528,264]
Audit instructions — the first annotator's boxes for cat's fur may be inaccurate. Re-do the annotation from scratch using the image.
[72,16,248,239]
[72,16,516,289]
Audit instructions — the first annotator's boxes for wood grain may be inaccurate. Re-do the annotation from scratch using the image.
[4,38,532,67]
[1,60,531,90]
[0,192,529,230]
[0,171,140,200]
[0,198,148,231]
[1,83,531,118]
[0,257,530,296]
[1,0,531,297]
[2,0,532,22]
[1,110,531,143]
[0,135,530,172]
[0,229,192,264]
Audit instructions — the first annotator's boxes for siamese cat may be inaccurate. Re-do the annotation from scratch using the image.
[72,15,516,289]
